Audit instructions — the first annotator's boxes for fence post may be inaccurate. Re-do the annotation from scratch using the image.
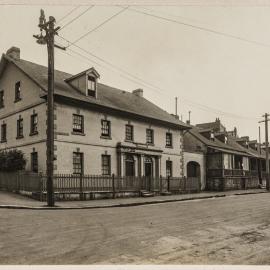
[112,173,116,199]
[159,175,162,193]
[167,176,170,192]
[221,178,225,191]
[79,173,83,200]
[198,177,201,192]
[16,172,20,194]
[39,173,43,201]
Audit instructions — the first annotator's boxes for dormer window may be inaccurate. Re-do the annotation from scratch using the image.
[224,136,228,144]
[210,132,215,141]
[65,67,100,99]
[87,76,96,97]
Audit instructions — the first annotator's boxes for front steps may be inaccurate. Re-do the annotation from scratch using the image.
[140,190,155,197]
[160,191,172,196]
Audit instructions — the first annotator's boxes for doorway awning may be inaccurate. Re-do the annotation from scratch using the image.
[117,142,163,156]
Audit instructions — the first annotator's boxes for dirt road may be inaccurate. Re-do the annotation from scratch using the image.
[1,193,270,264]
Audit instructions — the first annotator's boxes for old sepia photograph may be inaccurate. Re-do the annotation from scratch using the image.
[1,0,270,268]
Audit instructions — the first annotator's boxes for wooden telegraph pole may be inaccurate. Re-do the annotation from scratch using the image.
[259,113,270,191]
[34,10,65,206]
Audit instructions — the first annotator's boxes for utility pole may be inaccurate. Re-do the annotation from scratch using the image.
[175,97,178,117]
[34,10,65,206]
[259,113,270,191]
[259,126,261,154]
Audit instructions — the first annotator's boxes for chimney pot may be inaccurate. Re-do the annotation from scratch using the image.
[6,46,20,60]
[132,88,143,97]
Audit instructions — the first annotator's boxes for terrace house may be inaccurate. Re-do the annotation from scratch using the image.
[183,118,266,191]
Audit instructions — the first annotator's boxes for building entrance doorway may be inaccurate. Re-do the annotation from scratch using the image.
[187,161,201,190]
[144,157,153,190]
[187,161,200,178]
[125,155,135,176]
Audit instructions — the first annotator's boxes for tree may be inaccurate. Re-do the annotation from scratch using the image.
[0,150,26,172]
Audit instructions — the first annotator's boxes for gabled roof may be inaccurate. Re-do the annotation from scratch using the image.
[0,54,190,130]
[65,67,100,82]
[188,126,266,159]
[228,135,266,159]
[189,127,250,156]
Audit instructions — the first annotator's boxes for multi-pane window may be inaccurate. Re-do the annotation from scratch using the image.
[1,123,7,142]
[166,160,172,177]
[125,125,133,141]
[146,129,154,144]
[0,91,4,108]
[30,113,38,135]
[72,114,84,133]
[17,118,23,138]
[73,152,84,174]
[102,155,111,176]
[87,76,96,97]
[101,120,110,137]
[31,152,38,173]
[15,81,21,102]
[166,132,173,147]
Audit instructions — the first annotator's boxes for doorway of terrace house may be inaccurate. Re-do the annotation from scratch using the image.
[187,161,201,190]
[144,157,153,191]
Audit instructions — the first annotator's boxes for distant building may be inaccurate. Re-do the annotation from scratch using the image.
[0,47,190,181]
[183,118,266,191]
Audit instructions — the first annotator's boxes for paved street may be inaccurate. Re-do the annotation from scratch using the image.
[1,193,270,264]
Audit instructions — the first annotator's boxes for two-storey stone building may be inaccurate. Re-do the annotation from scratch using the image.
[0,47,190,180]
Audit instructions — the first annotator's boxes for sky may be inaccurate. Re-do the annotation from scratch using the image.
[0,1,270,141]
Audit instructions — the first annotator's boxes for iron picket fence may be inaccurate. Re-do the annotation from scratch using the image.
[0,172,201,200]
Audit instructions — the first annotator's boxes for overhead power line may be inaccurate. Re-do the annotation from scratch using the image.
[66,6,129,48]
[60,46,165,92]
[127,6,270,49]
[57,36,258,121]
[136,6,207,25]
[60,5,94,31]
[58,35,165,95]
[57,6,81,25]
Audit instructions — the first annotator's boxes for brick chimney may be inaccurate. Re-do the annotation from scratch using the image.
[6,47,20,60]
[132,88,143,97]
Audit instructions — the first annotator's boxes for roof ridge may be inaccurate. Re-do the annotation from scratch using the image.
[1,54,190,129]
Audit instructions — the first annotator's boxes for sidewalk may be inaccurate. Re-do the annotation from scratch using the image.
[0,188,268,210]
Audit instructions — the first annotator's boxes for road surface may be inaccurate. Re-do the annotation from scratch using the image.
[1,193,270,264]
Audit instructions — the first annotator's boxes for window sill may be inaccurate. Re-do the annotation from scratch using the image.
[0,140,7,143]
[16,136,24,140]
[165,145,173,149]
[29,132,38,136]
[71,131,85,136]
[14,98,22,103]
[146,143,155,146]
[100,135,112,140]
[125,139,134,143]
